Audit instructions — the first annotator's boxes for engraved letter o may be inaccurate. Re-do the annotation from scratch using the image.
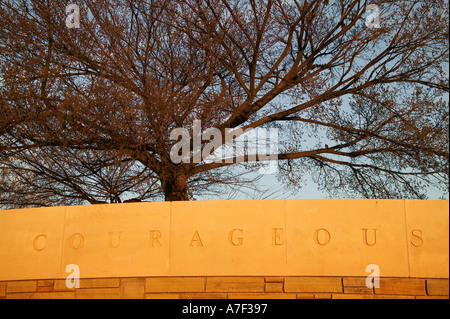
[69,233,84,249]
[314,228,331,246]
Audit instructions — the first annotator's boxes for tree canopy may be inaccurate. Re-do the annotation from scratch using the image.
[0,0,448,207]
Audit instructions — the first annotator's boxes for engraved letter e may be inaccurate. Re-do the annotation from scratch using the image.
[65,264,80,289]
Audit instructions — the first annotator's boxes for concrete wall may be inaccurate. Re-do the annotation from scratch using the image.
[0,199,448,299]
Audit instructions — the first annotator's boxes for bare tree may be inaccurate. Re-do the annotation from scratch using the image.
[0,0,448,207]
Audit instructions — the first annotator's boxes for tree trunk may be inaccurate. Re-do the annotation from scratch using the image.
[160,170,189,201]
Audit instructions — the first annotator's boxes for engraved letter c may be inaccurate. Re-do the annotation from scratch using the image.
[33,234,47,251]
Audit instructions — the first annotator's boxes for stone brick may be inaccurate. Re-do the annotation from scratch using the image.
[343,286,373,294]
[265,277,284,283]
[6,281,37,293]
[342,277,368,287]
[79,278,120,289]
[2,276,442,299]
[372,295,415,299]
[181,293,228,299]
[228,293,297,299]
[120,278,145,299]
[375,278,426,296]
[333,294,414,299]
[0,282,6,298]
[314,293,332,299]
[265,282,283,293]
[206,277,265,293]
[145,293,180,299]
[332,294,371,299]
[37,280,54,287]
[416,295,449,299]
[427,279,449,296]
[146,277,205,293]
[55,278,119,290]
[54,280,75,292]
[75,288,121,299]
[7,292,75,299]
[37,286,54,292]
[284,277,342,293]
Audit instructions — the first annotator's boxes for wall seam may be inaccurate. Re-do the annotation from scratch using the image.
[168,201,173,277]
[284,199,288,278]
[59,206,67,280]
[403,200,411,278]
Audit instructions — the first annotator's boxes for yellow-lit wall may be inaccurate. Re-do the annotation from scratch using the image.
[0,199,448,299]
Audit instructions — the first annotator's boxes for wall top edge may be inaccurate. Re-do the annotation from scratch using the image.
[1,198,448,213]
